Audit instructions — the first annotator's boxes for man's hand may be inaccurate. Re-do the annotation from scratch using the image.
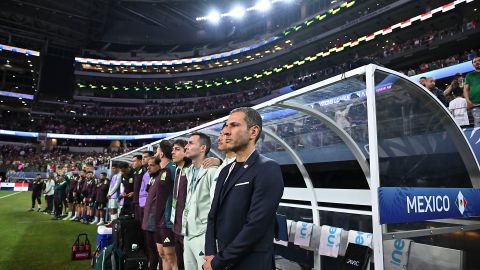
[203,157,221,168]
[127,192,134,198]
[107,195,111,199]
[467,99,474,109]
[202,255,214,270]
[121,192,126,197]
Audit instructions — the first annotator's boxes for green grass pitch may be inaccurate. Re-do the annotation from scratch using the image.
[0,190,99,270]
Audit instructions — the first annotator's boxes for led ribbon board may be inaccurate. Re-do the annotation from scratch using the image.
[0,44,40,56]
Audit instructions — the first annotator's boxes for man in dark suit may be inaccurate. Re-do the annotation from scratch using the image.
[203,107,284,270]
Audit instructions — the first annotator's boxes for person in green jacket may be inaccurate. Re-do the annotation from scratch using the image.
[53,175,68,220]
[182,132,218,270]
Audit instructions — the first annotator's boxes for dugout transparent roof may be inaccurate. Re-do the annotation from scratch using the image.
[113,64,480,196]
[113,65,479,187]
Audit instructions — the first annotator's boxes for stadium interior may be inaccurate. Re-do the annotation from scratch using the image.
[0,0,480,269]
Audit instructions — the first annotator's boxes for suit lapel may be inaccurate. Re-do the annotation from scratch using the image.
[220,151,259,205]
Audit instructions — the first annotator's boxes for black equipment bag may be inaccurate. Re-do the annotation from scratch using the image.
[112,246,147,270]
[112,216,143,253]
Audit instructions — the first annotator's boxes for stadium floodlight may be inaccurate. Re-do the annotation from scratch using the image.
[229,6,246,19]
[207,10,221,24]
[254,0,272,12]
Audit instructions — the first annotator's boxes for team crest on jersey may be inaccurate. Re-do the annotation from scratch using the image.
[129,178,133,183]
[161,172,166,181]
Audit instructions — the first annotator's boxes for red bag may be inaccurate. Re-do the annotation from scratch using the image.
[71,233,92,260]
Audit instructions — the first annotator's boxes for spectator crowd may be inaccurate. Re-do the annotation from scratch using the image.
[0,145,116,173]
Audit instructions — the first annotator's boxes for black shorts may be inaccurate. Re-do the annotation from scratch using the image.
[155,228,175,247]
[75,195,83,204]
[67,192,75,203]
[88,200,95,207]
[96,202,106,210]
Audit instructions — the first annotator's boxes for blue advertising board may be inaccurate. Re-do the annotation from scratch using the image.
[378,187,480,224]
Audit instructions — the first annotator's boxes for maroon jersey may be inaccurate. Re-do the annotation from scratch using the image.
[80,177,89,198]
[122,172,134,194]
[95,178,109,203]
[172,166,189,235]
[69,175,79,194]
[142,171,160,232]
[87,179,97,199]
[155,165,174,230]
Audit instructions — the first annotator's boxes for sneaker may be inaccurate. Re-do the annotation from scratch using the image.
[28,208,34,212]
[37,208,41,212]
[96,221,105,226]
[62,216,71,221]
[69,216,77,221]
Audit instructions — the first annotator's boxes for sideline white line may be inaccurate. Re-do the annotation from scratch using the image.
[0,192,22,199]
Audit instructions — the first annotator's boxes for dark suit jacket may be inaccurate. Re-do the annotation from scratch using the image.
[205,150,284,270]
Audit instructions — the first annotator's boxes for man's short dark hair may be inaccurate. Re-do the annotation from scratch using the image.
[142,151,154,157]
[173,139,188,149]
[420,76,427,80]
[159,140,173,160]
[119,162,129,170]
[111,163,119,168]
[148,156,161,165]
[230,107,263,143]
[190,132,211,156]
[133,154,142,161]
[101,172,107,176]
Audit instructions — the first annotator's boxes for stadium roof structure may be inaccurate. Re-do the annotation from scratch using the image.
[112,64,480,268]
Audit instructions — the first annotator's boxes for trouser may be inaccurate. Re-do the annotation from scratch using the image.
[134,203,144,223]
[31,193,41,208]
[175,234,185,270]
[63,197,68,213]
[54,195,63,217]
[133,204,146,248]
[146,231,161,270]
[46,195,54,212]
[184,234,205,270]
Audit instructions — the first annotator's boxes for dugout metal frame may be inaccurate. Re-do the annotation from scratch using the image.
[111,64,480,269]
